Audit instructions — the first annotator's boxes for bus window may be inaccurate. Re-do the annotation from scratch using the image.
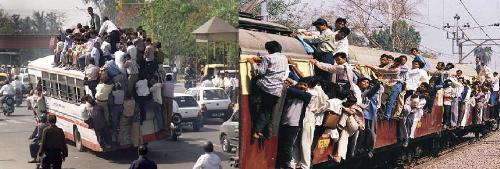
[57,75,68,101]
[49,73,58,97]
[76,79,85,103]
[67,77,75,103]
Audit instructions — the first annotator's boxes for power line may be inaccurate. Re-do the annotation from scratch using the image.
[344,0,455,57]
[458,0,500,50]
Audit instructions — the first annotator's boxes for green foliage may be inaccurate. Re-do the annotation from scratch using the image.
[81,0,119,20]
[474,46,493,66]
[369,20,421,53]
[0,10,63,34]
[138,0,238,65]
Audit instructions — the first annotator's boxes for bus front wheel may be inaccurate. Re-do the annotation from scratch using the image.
[74,128,84,152]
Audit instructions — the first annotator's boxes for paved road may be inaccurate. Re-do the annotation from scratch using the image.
[0,83,236,169]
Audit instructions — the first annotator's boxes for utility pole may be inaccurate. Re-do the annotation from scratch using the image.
[261,0,268,22]
[445,14,500,64]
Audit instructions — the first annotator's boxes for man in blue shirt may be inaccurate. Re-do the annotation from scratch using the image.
[129,146,157,169]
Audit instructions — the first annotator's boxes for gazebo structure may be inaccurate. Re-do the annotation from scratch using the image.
[192,17,238,66]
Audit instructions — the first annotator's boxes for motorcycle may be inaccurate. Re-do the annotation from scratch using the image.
[184,75,195,89]
[14,89,22,107]
[2,95,15,116]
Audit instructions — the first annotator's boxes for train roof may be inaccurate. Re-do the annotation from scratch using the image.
[27,55,85,79]
[238,16,477,77]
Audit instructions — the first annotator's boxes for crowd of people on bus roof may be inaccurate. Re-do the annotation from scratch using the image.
[247,17,499,169]
[49,7,173,149]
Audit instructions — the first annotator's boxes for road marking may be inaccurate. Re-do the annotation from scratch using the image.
[5,119,23,124]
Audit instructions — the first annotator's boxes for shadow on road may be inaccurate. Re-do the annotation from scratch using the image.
[92,137,230,165]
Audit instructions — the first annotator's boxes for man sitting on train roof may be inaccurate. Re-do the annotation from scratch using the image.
[247,40,289,140]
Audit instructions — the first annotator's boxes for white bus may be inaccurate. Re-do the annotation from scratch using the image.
[28,55,181,152]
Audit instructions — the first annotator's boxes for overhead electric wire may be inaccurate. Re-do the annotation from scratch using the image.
[458,0,500,50]
[344,0,455,57]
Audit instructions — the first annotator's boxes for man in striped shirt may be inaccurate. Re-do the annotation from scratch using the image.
[248,41,289,139]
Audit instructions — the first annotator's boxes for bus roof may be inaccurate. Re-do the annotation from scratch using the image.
[27,55,85,79]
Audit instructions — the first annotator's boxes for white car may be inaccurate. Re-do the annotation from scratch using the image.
[185,87,233,121]
[163,65,174,79]
[173,93,203,131]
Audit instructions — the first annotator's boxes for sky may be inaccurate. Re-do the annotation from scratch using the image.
[0,0,498,71]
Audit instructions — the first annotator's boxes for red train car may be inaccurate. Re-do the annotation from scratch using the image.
[237,16,495,169]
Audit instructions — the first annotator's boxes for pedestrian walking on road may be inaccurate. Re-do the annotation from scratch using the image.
[37,115,68,169]
[193,141,222,169]
[129,145,157,169]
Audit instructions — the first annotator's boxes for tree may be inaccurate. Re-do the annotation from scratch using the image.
[138,0,238,65]
[81,0,119,20]
[474,46,493,65]
[369,20,421,53]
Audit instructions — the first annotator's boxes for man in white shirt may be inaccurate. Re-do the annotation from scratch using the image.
[127,40,138,61]
[193,141,222,169]
[201,77,215,87]
[0,80,15,102]
[135,77,150,125]
[91,41,102,67]
[12,76,23,94]
[491,72,499,127]
[101,36,112,59]
[223,73,233,99]
[172,64,178,83]
[150,76,164,130]
[114,43,127,74]
[212,74,224,88]
[230,75,239,104]
[99,17,120,54]
[333,27,350,62]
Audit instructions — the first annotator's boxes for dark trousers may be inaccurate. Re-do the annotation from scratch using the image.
[312,52,334,82]
[136,96,150,124]
[404,90,415,102]
[254,91,279,133]
[276,126,300,168]
[41,151,63,169]
[29,140,40,159]
[111,104,123,131]
[95,128,111,146]
[109,30,120,54]
[54,53,61,65]
[78,55,86,70]
[87,80,98,97]
[444,105,452,126]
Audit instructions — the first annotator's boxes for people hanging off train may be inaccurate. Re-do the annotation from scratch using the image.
[333,18,349,61]
[401,90,426,147]
[111,83,125,137]
[491,72,499,129]
[275,77,312,169]
[331,95,363,163]
[309,52,356,99]
[410,48,432,70]
[296,77,328,169]
[123,54,139,95]
[135,75,150,125]
[291,18,335,82]
[404,60,429,101]
[356,77,383,158]
[365,57,403,120]
[247,40,289,140]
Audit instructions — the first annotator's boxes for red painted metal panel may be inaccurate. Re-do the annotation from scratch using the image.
[0,35,56,49]
[240,95,278,169]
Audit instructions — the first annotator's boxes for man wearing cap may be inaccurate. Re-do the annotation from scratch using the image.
[38,115,68,169]
[291,18,335,82]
